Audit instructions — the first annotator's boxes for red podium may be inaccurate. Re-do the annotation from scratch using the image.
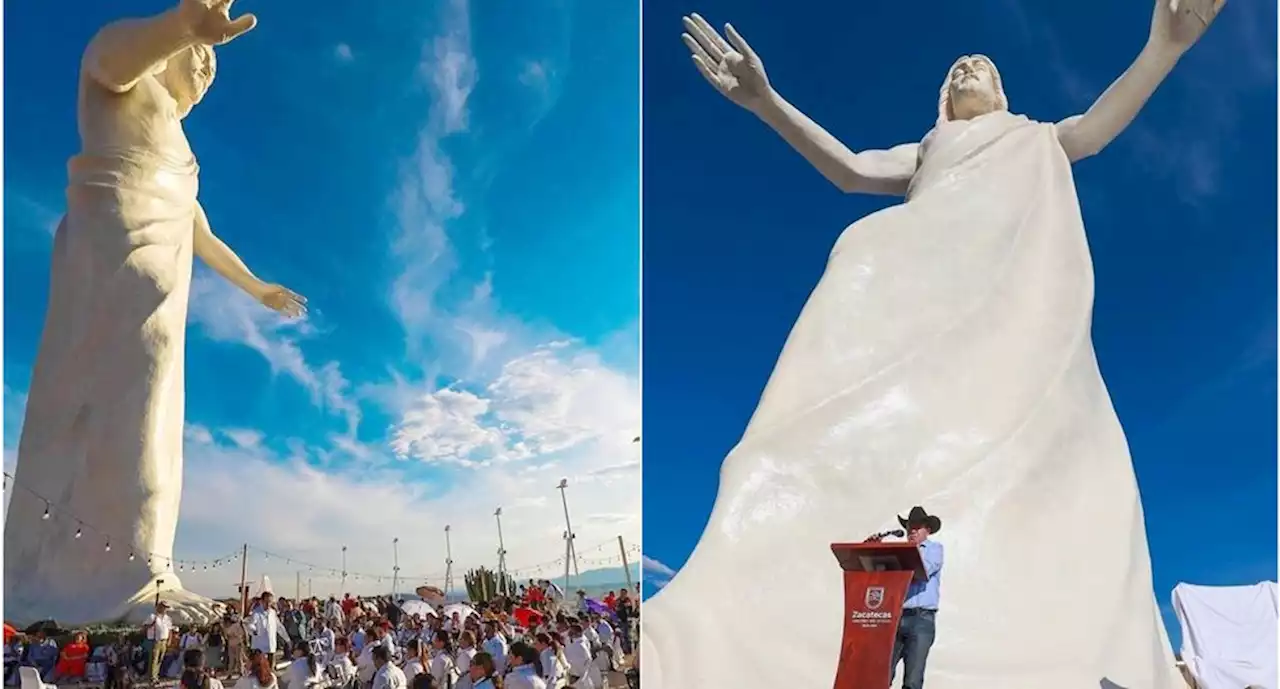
[830,542,925,689]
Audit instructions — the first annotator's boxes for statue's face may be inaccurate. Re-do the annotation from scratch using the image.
[946,55,1001,119]
[159,45,216,119]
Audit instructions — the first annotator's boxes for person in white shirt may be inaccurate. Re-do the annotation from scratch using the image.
[454,632,478,677]
[325,639,357,689]
[533,633,567,689]
[463,652,500,689]
[285,642,323,689]
[400,639,425,687]
[479,624,507,676]
[246,593,291,665]
[427,631,457,689]
[503,643,546,689]
[561,626,593,689]
[357,625,395,685]
[324,598,344,627]
[312,621,337,663]
[370,646,406,689]
[143,602,175,683]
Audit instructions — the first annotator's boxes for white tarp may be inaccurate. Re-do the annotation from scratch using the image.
[1173,581,1277,689]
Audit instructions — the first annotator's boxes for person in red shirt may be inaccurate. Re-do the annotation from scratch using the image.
[603,591,617,610]
[341,594,358,617]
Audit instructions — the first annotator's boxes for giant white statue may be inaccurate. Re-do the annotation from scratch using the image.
[643,1,1223,688]
[5,0,305,625]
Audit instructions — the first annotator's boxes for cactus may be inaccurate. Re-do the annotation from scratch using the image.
[463,567,517,602]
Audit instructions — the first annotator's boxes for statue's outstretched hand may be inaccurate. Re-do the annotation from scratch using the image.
[178,0,257,45]
[258,284,307,318]
[681,14,771,113]
[1149,0,1224,54]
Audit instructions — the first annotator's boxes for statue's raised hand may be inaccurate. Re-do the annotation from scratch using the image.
[1149,0,1224,54]
[682,14,771,113]
[258,284,307,318]
[177,0,257,45]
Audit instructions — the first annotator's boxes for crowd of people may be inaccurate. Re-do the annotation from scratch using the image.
[5,580,640,689]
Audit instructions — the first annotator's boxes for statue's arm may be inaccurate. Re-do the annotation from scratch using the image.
[754,90,918,196]
[82,9,198,93]
[1054,44,1181,162]
[193,202,267,301]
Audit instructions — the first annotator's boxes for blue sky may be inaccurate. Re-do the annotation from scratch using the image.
[639,0,1276,650]
[4,0,639,597]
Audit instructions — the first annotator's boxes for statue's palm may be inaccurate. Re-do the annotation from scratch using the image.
[259,284,307,318]
[1150,0,1224,52]
[681,14,771,112]
[178,0,257,45]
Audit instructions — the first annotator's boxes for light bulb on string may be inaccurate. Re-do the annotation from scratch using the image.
[129,552,136,561]
[42,504,51,520]
[179,563,184,572]
[75,526,82,539]
[105,542,111,552]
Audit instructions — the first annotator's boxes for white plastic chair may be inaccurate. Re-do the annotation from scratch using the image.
[18,667,55,689]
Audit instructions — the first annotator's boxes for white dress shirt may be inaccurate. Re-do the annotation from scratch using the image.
[401,656,424,687]
[371,663,406,689]
[146,613,174,642]
[563,638,591,679]
[455,646,476,675]
[247,607,290,654]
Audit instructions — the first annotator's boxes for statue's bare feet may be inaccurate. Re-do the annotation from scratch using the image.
[118,585,224,625]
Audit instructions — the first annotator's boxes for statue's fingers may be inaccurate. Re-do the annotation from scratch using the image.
[690,13,731,54]
[691,55,727,96]
[222,13,257,43]
[682,33,715,66]
[682,16,724,62]
[724,24,758,64]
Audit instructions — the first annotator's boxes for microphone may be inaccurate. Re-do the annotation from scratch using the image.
[869,529,906,541]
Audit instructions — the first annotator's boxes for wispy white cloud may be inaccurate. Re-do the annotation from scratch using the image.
[188,269,364,444]
[334,43,354,62]
[642,556,675,590]
[390,342,639,468]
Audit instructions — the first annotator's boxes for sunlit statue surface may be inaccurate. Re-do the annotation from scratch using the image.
[643,1,1224,687]
[5,0,305,625]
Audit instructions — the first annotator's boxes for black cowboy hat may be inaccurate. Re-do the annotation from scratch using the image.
[897,506,941,534]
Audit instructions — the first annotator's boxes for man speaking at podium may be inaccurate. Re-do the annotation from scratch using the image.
[866,506,945,689]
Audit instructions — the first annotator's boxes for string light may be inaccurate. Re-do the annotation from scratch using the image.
[4,470,634,585]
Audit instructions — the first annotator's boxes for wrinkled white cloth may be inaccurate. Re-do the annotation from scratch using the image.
[642,111,1183,688]
[1174,581,1278,689]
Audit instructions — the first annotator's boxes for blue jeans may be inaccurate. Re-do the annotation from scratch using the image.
[890,609,936,689]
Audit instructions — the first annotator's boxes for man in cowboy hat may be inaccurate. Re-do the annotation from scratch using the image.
[869,505,945,689]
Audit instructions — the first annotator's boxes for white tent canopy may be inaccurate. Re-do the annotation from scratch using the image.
[1173,581,1277,689]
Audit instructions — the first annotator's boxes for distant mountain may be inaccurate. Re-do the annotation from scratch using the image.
[536,563,641,590]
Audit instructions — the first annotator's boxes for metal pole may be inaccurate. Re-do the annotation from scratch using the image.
[341,546,348,594]
[308,578,313,598]
[617,535,634,591]
[495,508,508,597]
[392,537,400,600]
[238,544,249,617]
[444,525,454,600]
[296,571,301,600]
[557,479,580,578]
